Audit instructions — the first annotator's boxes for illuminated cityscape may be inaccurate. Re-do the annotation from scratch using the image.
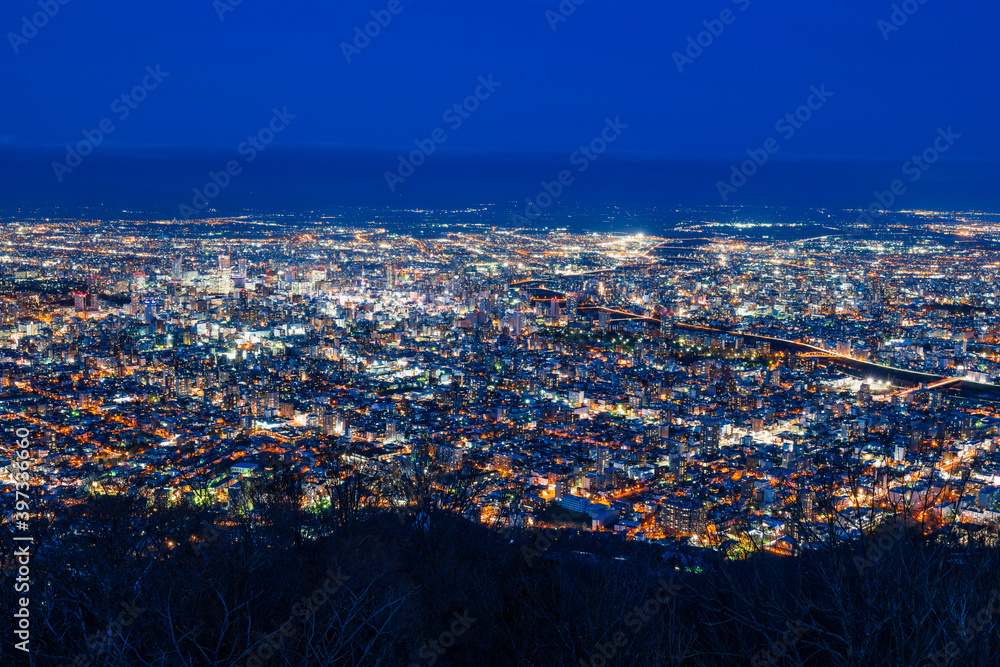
[5,1,1000,664]
[5,207,1000,557]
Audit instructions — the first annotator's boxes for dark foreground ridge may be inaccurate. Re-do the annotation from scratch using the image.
[4,477,999,667]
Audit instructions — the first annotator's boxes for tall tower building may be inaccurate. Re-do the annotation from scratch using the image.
[144,299,157,326]
[800,491,816,522]
[782,443,797,469]
[643,424,659,451]
[869,275,884,309]
[660,310,673,339]
[596,445,612,476]
[702,419,720,456]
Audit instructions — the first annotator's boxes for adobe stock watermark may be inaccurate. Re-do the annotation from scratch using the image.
[717,84,834,202]
[409,610,477,667]
[245,566,350,667]
[52,66,170,183]
[214,0,244,21]
[673,0,751,73]
[178,107,295,220]
[12,427,33,653]
[925,588,1000,667]
[878,0,931,41]
[384,75,502,192]
[340,0,411,64]
[7,0,71,54]
[511,117,628,225]
[69,601,146,666]
[856,126,960,225]
[546,0,587,31]
[853,517,915,574]
[580,578,682,666]
[751,621,809,667]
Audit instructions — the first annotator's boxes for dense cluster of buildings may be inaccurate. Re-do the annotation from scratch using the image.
[3,210,1000,556]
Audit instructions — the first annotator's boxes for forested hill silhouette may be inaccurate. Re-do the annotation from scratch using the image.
[6,468,999,667]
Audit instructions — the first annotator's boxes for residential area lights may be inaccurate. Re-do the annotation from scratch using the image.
[1,208,1000,557]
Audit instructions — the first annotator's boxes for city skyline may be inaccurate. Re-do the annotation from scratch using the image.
[4,2,1000,665]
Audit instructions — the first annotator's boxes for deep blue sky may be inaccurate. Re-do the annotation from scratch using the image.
[1,0,998,216]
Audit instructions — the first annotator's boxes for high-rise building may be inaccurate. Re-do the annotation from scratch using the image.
[143,299,157,325]
[869,275,884,308]
[494,453,513,474]
[596,445,612,475]
[782,442,797,469]
[466,375,486,402]
[435,442,463,470]
[799,491,816,521]
[702,419,720,455]
[176,376,193,397]
[662,499,707,535]
[643,425,658,451]
[219,254,231,276]
[172,257,183,280]
[660,310,673,339]
[321,412,337,436]
[566,293,578,321]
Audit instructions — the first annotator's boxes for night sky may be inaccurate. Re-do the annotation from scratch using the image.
[1,0,998,216]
